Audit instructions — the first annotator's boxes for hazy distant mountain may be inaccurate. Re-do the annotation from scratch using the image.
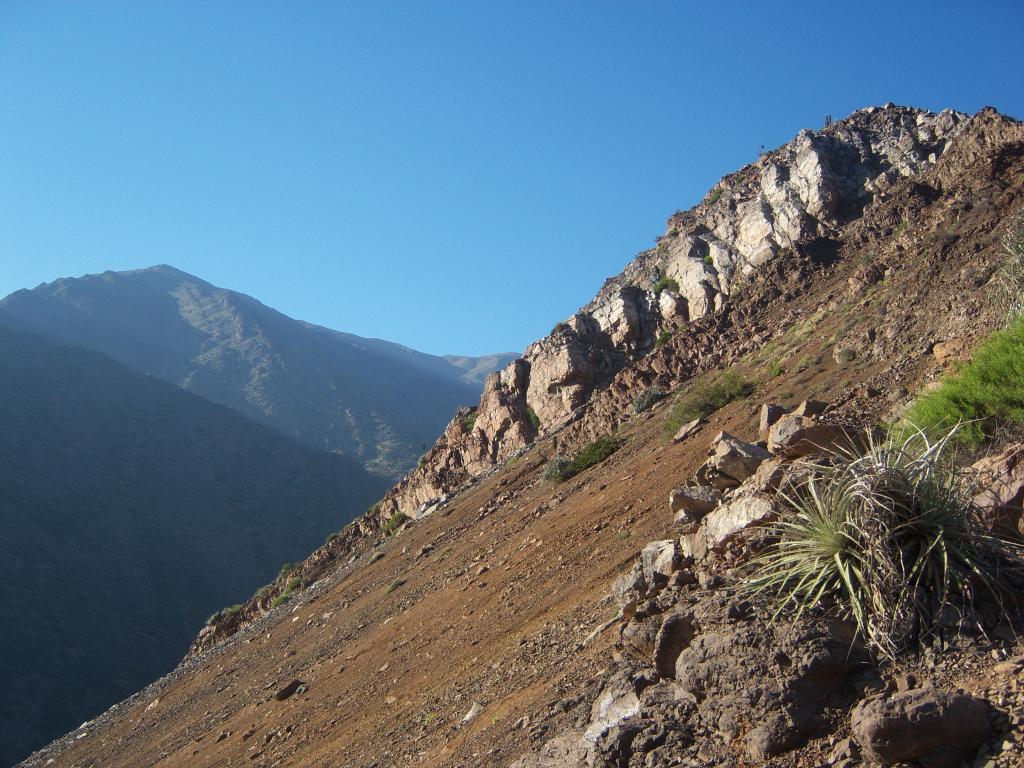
[442,352,519,385]
[0,326,389,767]
[0,265,509,478]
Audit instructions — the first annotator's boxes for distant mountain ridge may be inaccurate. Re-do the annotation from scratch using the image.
[0,326,389,767]
[0,265,512,478]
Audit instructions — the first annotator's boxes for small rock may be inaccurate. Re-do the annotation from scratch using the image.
[461,702,483,724]
[273,679,305,701]
[672,417,704,443]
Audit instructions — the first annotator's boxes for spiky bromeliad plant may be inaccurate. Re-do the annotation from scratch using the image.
[747,426,1023,659]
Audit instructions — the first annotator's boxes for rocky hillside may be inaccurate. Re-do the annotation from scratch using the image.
[368,105,978,520]
[0,266,510,478]
[0,327,388,767]
[18,104,1024,768]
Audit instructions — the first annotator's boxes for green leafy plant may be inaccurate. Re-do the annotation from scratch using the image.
[900,316,1024,447]
[703,254,714,266]
[663,367,753,436]
[270,593,291,609]
[632,387,667,414]
[461,411,478,432]
[543,435,623,482]
[707,186,723,204]
[766,358,784,378]
[653,277,680,295]
[287,576,301,592]
[382,511,409,537]
[278,562,297,578]
[655,330,673,348]
[747,427,1023,659]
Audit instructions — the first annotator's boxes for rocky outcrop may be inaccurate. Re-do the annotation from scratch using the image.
[368,105,976,525]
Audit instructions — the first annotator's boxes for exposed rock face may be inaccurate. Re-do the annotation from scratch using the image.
[370,105,974,525]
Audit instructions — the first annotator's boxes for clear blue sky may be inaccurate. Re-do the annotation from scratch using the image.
[1,2,1022,356]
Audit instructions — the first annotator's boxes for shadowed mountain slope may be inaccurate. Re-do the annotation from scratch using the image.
[0,266,502,478]
[0,327,388,767]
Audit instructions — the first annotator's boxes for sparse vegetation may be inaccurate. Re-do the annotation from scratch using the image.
[270,593,291,609]
[287,576,301,592]
[324,531,340,545]
[278,562,297,579]
[632,387,667,413]
[766,358,784,378]
[461,411,478,432]
[653,277,680,295]
[385,579,406,594]
[655,329,673,348]
[900,316,1024,447]
[525,405,541,430]
[368,550,384,564]
[747,428,1023,659]
[835,347,857,364]
[703,254,714,266]
[551,321,570,335]
[543,435,623,482]
[794,355,816,372]
[663,367,754,436]
[997,211,1024,319]
[382,511,409,537]
[708,186,723,204]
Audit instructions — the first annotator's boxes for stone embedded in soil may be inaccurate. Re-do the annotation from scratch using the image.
[850,688,991,768]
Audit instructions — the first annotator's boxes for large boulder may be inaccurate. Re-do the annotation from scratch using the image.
[640,540,679,589]
[704,431,771,486]
[768,414,851,458]
[669,485,721,525]
[680,493,776,561]
[972,442,1024,536]
[850,688,991,768]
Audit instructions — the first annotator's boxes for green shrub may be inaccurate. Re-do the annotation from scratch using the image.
[632,387,667,414]
[794,355,816,372]
[368,550,384,564]
[707,186,723,204]
[653,277,680,295]
[655,330,673,348]
[278,562,297,579]
[270,593,291,609]
[382,511,409,537]
[287,576,301,592]
[766,358,784,378]
[901,316,1024,447]
[747,428,1023,659]
[663,367,754,436]
[386,579,406,594]
[703,254,714,266]
[544,435,623,482]
[525,406,541,430]
[551,321,570,335]
[461,411,478,432]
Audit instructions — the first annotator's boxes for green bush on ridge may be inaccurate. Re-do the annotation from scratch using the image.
[544,435,623,482]
[663,367,753,436]
[901,316,1024,447]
